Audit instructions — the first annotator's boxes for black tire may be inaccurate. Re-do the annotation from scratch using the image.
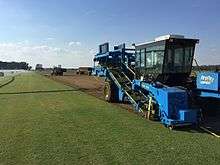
[104,81,115,102]
[168,125,175,130]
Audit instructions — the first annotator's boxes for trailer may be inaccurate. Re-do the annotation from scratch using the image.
[93,34,220,129]
[77,67,93,75]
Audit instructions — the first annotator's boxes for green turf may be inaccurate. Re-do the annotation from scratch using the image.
[0,73,219,164]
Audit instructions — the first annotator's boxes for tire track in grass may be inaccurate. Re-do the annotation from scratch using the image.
[0,76,15,88]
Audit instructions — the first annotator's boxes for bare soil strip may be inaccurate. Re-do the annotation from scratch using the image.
[48,75,105,99]
[48,75,133,110]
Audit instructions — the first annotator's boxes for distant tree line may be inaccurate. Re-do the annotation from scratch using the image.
[0,61,31,70]
[192,65,220,72]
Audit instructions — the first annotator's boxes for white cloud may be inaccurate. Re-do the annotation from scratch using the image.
[68,41,82,47]
[46,37,55,41]
[42,37,55,44]
[89,49,96,54]
[0,42,93,68]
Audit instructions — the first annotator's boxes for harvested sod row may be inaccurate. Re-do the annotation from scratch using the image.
[0,73,219,164]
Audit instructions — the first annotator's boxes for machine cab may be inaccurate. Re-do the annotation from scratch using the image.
[135,35,199,86]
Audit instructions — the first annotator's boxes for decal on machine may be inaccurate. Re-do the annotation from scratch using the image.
[200,75,214,85]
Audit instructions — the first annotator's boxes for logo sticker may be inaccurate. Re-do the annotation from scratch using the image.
[200,76,214,85]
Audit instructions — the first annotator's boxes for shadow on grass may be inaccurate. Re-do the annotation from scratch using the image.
[173,116,220,136]
[0,89,87,95]
[198,99,220,136]
[174,126,205,134]
[174,125,220,137]
[200,112,220,136]
[173,99,220,136]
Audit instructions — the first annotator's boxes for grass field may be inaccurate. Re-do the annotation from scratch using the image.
[0,73,219,164]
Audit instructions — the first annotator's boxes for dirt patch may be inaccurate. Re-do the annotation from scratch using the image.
[49,75,105,99]
[48,75,133,111]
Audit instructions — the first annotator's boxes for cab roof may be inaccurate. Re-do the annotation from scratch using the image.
[135,34,199,48]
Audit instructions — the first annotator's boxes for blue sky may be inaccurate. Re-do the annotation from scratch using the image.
[0,0,219,67]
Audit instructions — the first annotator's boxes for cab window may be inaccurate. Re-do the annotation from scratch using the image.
[140,49,145,67]
[164,46,194,73]
[135,50,141,67]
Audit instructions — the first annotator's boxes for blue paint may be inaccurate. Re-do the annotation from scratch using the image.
[134,81,200,126]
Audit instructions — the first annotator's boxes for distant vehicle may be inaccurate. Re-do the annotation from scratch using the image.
[77,67,92,75]
[35,64,43,71]
[51,66,67,76]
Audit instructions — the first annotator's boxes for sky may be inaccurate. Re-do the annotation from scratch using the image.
[0,0,219,68]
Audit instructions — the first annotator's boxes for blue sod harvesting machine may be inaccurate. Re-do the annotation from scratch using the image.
[93,34,220,129]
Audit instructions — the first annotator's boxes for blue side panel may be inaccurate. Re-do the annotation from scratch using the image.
[197,72,220,91]
[133,80,200,127]
[156,88,199,126]
[179,110,197,123]
[150,87,188,120]
[166,89,188,119]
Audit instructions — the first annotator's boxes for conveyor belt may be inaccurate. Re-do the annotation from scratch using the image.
[106,67,147,113]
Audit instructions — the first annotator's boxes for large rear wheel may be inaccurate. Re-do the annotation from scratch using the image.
[104,81,115,102]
